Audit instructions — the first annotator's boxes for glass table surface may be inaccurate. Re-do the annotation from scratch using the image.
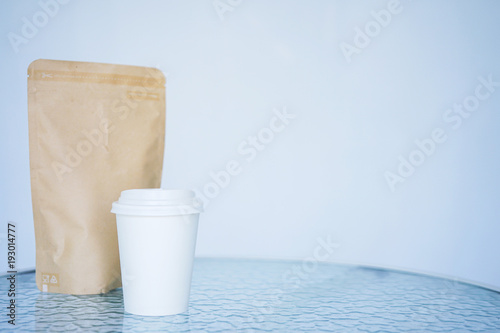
[1,258,499,332]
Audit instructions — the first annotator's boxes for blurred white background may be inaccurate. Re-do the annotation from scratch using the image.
[1,0,499,290]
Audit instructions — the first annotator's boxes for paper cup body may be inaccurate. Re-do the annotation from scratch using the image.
[111,189,202,316]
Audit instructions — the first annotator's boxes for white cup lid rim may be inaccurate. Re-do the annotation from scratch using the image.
[111,188,203,216]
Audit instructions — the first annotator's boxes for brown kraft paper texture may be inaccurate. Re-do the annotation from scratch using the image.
[27,59,165,294]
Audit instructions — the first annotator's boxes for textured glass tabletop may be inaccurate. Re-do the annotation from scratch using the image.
[1,258,500,332]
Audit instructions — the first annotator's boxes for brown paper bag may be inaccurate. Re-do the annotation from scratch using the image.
[28,59,165,294]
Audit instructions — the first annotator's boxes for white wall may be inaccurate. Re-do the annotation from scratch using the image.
[1,0,499,290]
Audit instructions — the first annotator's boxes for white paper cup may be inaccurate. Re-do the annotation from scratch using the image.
[111,189,202,316]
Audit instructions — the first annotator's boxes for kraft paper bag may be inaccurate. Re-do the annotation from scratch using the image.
[28,59,165,294]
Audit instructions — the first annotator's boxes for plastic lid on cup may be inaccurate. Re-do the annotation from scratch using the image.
[111,189,203,216]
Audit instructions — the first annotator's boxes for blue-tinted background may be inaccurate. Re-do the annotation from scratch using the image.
[1,0,499,290]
